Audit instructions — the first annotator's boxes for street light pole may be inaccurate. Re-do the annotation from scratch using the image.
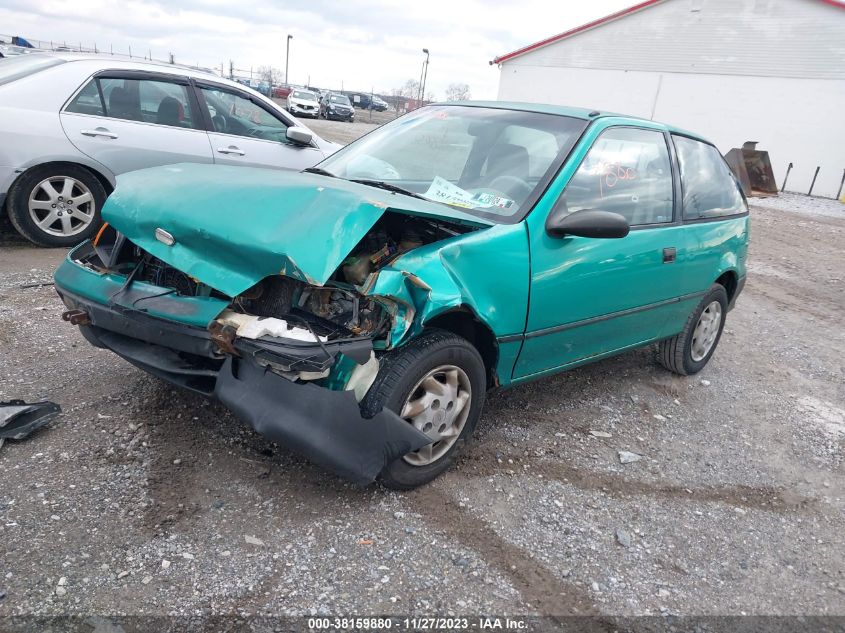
[417,57,425,105]
[420,48,430,105]
[285,34,293,86]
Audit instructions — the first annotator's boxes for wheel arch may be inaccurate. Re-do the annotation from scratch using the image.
[422,306,499,388]
[714,269,739,302]
[7,160,115,206]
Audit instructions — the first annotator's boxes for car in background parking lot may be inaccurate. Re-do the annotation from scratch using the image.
[0,43,37,58]
[345,92,388,111]
[319,92,354,121]
[0,53,339,247]
[286,89,319,118]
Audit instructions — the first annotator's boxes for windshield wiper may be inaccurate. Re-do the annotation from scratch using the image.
[303,167,336,178]
[348,179,427,200]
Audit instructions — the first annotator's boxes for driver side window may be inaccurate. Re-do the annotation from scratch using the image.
[563,127,674,226]
[199,86,288,142]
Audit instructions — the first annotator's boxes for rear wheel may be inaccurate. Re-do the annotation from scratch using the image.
[361,329,486,490]
[658,284,728,375]
[7,164,106,247]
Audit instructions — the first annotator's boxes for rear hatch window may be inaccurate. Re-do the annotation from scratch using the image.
[0,55,65,86]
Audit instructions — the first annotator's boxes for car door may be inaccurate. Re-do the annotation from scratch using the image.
[60,71,214,175]
[514,123,692,380]
[195,83,324,170]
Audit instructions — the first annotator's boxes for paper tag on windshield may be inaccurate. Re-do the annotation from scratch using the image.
[424,176,478,208]
[424,176,514,211]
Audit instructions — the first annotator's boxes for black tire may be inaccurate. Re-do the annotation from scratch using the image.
[361,329,486,490]
[7,164,106,248]
[658,284,728,375]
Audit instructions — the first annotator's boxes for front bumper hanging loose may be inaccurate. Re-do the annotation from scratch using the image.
[56,284,431,485]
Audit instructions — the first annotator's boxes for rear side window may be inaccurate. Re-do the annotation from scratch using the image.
[673,135,746,220]
[563,127,674,226]
[66,76,200,130]
[0,55,64,86]
[65,79,104,115]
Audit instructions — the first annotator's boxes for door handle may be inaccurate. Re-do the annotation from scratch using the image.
[663,247,677,263]
[80,128,118,139]
[217,146,245,156]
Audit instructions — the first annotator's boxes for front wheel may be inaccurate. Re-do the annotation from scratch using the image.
[658,284,728,375]
[7,164,106,247]
[360,329,486,490]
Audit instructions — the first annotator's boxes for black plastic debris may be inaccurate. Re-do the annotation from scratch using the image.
[0,400,61,449]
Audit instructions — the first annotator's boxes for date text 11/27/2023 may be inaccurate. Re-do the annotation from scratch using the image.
[307,616,529,630]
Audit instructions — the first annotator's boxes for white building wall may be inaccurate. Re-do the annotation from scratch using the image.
[498,66,845,197]
[506,0,845,80]
[496,0,845,198]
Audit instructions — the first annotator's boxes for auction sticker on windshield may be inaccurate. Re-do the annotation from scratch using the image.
[424,176,514,211]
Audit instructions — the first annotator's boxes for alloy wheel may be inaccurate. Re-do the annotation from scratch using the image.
[28,176,96,238]
[690,300,722,361]
[401,364,472,466]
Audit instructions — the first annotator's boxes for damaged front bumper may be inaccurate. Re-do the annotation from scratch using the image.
[54,247,431,485]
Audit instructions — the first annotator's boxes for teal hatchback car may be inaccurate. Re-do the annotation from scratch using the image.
[54,102,748,488]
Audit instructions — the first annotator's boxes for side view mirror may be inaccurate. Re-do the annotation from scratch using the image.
[546,206,630,239]
[286,126,313,146]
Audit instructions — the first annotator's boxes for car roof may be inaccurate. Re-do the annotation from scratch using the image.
[24,51,220,79]
[443,100,709,142]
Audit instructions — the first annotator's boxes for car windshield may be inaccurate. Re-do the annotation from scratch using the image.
[0,54,64,86]
[329,94,350,105]
[293,90,316,101]
[317,105,587,223]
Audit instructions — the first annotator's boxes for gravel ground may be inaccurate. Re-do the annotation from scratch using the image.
[750,192,845,220]
[0,174,843,619]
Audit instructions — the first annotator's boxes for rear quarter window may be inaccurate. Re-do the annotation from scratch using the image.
[673,135,747,220]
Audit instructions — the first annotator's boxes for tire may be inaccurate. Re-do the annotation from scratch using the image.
[658,284,728,375]
[7,164,106,248]
[361,328,486,490]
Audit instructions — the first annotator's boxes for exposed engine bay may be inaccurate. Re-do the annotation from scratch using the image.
[77,213,475,352]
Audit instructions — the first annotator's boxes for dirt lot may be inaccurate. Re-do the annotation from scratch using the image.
[278,101,396,145]
[0,124,843,622]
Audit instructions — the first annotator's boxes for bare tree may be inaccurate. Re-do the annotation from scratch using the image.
[445,82,471,101]
[257,65,285,86]
[390,79,422,112]
[395,79,420,99]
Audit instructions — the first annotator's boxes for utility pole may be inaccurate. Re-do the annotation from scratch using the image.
[229,60,234,80]
[420,48,430,106]
[417,57,425,105]
[285,34,293,86]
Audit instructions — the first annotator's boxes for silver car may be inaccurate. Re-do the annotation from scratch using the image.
[0,53,340,247]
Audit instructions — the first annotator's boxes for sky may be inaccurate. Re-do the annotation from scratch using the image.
[0,0,633,99]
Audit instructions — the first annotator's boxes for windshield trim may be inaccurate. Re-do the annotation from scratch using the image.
[315,104,591,225]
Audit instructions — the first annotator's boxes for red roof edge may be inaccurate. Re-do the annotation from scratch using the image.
[491,0,666,65]
[490,0,845,65]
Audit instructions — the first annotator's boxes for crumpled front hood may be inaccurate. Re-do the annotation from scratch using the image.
[104,164,490,298]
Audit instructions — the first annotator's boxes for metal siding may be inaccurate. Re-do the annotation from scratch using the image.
[502,0,845,80]
[497,65,845,198]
